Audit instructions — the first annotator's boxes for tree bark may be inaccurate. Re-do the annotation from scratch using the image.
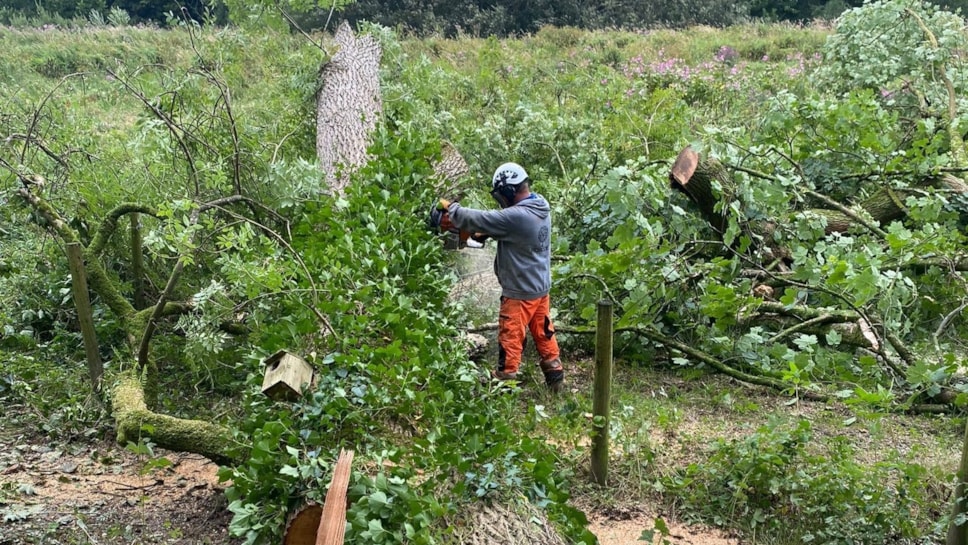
[113,373,237,465]
[317,21,382,193]
[66,242,103,395]
[131,213,146,310]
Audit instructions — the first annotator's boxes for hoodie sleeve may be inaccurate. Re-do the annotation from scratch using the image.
[446,203,516,238]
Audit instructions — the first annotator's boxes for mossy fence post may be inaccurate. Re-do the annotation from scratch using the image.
[66,242,103,395]
[591,299,613,485]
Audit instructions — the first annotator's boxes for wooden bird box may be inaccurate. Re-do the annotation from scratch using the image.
[262,350,314,401]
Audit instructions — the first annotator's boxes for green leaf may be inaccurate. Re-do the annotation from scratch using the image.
[779,288,798,307]
[370,490,389,505]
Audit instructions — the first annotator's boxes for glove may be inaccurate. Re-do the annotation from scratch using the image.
[427,204,445,229]
[437,198,452,211]
[470,232,490,243]
[428,200,459,235]
[439,213,458,235]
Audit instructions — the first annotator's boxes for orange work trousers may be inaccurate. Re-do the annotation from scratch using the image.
[497,294,561,376]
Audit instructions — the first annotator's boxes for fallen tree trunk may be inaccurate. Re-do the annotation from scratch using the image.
[17,186,235,464]
[113,373,237,465]
[669,147,968,239]
[317,21,382,193]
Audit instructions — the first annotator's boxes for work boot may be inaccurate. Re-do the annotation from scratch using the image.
[492,369,518,381]
[540,358,564,393]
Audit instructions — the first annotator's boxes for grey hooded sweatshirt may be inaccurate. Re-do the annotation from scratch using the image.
[447,193,552,300]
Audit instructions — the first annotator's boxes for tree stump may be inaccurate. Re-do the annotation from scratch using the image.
[284,449,355,545]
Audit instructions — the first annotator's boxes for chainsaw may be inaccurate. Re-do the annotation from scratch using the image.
[427,202,488,250]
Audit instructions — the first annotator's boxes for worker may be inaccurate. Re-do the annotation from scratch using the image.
[436,162,564,393]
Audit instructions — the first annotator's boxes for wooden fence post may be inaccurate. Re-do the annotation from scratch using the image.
[591,300,613,485]
[65,242,103,394]
[947,418,968,544]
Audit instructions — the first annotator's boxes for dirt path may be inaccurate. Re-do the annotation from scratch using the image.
[588,511,739,545]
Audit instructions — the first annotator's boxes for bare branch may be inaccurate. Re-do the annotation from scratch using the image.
[934,301,968,351]
[108,68,200,196]
[88,203,160,257]
[5,133,68,167]
[281,8,325,51]
[768,314,840,343]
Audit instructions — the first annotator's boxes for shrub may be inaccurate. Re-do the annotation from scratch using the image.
[663,418,940,543]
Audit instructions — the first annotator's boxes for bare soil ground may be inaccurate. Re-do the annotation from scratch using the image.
[0,429,237,545]
[588,511,739,545]
[0,430,738,545]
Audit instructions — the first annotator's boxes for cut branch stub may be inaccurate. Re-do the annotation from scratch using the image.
[669,145,698,190]
[431,141,471,198]
[317,21,383,193]
[669,146,730,233]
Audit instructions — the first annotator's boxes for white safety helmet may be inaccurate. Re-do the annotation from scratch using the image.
[491,162,529,208]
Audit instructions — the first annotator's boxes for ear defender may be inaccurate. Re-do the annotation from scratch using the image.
[490,162,529,208]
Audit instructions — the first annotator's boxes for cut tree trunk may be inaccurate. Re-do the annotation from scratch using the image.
[317,21,382,193]
[668,146,968,238]
[669,146,731,234]
[283,449,354,545]
[315,24,471,198]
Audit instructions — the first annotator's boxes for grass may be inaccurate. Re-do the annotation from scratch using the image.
[517,357,961,542]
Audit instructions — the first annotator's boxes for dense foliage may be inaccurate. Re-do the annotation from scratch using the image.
[10,0,968,34]
[220,131,590,544]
